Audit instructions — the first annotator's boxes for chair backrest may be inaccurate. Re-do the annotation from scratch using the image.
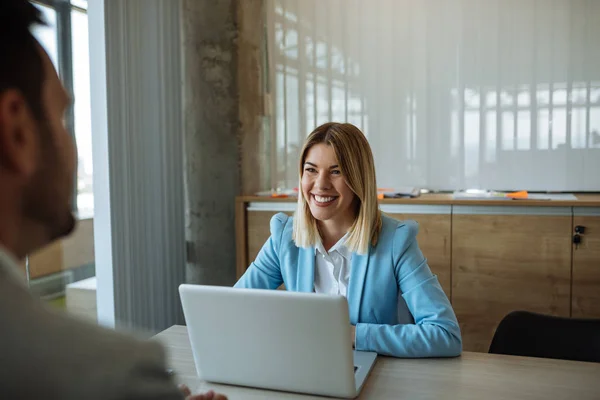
[489,311,600,363]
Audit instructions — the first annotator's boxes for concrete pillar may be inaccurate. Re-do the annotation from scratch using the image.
[182,0,266,286]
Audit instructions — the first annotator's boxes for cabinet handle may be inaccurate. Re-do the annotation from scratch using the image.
[573,234,582,249]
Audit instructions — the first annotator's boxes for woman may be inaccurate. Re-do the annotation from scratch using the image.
[235,122,462,358]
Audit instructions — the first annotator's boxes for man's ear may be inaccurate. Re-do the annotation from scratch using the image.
[0,89,39,177]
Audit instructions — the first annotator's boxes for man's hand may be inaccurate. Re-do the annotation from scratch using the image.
[180,384,228,400]
[350,325,356,348]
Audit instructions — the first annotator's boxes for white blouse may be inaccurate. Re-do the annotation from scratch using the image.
[313,234,351,297]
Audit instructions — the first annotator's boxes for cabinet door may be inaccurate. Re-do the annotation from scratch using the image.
[242,207,294,290]
[246,210,294,267]
[572,211,600,319]
[25,218,95,279]
[452,206,572,352]
[385,205,452,298]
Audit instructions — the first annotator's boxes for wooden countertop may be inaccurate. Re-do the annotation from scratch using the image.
[237,193,600,207]
[154,325,600,400]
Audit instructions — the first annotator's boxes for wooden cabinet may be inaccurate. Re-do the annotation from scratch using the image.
[451,206,572,352]
[239,205,452,300]
[235,197,600,353]
[27,241,64,278]
[384,205,452,298]
[23,218,95,279]
[572,210,600,319]
[242,208,293,290]
[247,210,293,264]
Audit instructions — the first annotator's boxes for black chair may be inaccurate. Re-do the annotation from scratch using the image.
[488,311,600,363]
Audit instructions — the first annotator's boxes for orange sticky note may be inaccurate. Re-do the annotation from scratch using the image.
[506,190,528,199]
[377,193,384,199]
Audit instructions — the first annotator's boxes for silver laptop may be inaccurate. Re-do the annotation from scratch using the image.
[179,284,377,398]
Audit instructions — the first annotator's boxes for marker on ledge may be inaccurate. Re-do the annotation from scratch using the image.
[506,190,528,199]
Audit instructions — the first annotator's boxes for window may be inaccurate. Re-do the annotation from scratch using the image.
[267,0,600,192]
[32,0,93,217]
[29,1,95,320]
[270,0,366,191]
[31,4,58,68]
[71,6,93,216]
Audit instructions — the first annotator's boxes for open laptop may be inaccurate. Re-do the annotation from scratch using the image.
[179,284,377,398]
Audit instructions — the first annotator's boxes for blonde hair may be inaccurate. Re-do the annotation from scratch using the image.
[292,122,382,254]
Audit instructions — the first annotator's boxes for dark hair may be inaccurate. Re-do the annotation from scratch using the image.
[0,0,47,119]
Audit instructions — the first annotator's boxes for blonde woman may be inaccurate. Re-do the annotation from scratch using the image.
[235,122,462,358]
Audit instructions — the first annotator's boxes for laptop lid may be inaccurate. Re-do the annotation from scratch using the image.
[179,284,359,398]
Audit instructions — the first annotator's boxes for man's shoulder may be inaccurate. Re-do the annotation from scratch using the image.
[0,269,181,399]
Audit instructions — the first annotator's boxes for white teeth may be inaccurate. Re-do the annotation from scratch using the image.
[314,195,335,203]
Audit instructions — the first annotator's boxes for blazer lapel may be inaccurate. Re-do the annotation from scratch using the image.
[297,247,315,292]
[348,249,370,324]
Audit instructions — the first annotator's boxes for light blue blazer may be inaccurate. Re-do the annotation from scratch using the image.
[235,212,462,358]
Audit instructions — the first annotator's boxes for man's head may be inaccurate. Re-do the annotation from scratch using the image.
[0,0,76,258]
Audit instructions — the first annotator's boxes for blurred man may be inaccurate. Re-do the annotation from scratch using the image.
[0,1,225,399]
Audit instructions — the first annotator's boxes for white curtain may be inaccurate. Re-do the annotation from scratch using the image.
[267,0,600,191]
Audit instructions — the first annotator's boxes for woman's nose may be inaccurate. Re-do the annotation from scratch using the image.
[315,172,332,190]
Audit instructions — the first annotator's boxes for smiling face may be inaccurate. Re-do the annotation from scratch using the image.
[301,143,356,228]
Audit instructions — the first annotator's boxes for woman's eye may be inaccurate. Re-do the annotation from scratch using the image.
[331,170,341,175]
[305,167,316,173]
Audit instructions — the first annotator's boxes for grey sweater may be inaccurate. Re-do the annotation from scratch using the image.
[0,248,184,399]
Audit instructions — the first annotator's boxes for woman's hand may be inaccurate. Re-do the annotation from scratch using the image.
[180,384,228,400]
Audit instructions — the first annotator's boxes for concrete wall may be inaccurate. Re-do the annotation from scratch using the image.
[182,0,266,286]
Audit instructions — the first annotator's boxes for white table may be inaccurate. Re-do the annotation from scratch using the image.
[154,325,600,399]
